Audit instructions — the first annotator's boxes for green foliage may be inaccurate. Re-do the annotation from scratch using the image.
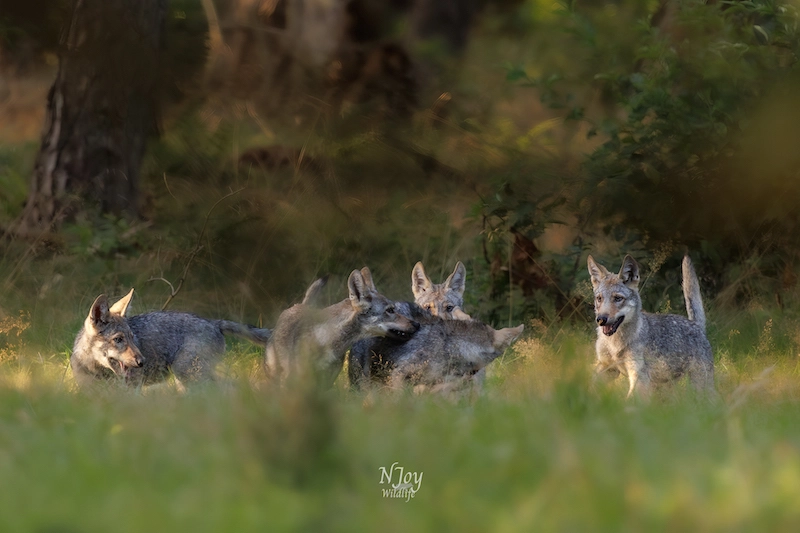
[575,0,800,243]
[161,0,209,102]
[0,143,35,224]
[62,213,154,259]
[482,0,800,314]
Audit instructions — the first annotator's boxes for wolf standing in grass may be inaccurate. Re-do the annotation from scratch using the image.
[587,254,714,398]
[71,289,271,388]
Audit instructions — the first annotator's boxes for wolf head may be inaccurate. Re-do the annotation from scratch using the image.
[350,267,420,340]
[411,261,469,319]
[587,255,642,337]
[80,289,145,378]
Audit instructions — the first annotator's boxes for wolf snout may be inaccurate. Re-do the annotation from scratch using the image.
[133,353,145,367]
[596,315,609,326]
[411,320,420,331]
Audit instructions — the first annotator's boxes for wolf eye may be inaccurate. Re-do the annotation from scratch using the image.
[445,305,455,312]
[426,303,435,311]
[613,296,624,303]
[113,336,125,346]
[386,306,395,315]
[595,295,602,303]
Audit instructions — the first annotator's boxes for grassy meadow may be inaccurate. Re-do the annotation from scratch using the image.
[3,3,800,531]
[1,249,800,531]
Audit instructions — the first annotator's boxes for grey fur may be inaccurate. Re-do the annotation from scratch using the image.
[71,289,271,388]
[587,254,714,398]
[350,260,494,391]
[682,256,706,329]
[264,268,420,386]
[349,301,523,392]
[301,275,329,306]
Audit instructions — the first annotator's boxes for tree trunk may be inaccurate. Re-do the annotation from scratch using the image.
[14,0,166,235]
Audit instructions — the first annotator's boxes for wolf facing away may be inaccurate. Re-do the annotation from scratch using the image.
[264,268,420,386]
[587,254,714,398]
[71,289,271,388]
[349,300,523,392]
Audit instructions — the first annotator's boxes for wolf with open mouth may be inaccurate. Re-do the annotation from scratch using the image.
[587,254,715,399]
[71,289,271,389]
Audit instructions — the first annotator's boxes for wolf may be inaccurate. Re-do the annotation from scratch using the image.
[349,300,523,392]
[587,254,714,398]
[411,261,470,319]
[71,289,271,388]
[264,267,420,386]
[349,260,484,388]
[349,260,473,387]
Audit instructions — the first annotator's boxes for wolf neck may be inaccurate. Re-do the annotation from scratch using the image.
[72,324,112,380]
[314,300,363,359]
[74,353,114,381]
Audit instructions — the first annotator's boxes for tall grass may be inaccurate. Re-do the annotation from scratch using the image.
[1,297,800,531]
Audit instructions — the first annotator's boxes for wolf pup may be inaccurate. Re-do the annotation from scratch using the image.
[71,289,271,388]
[587,254,714,398]
[349,260,473,387]
[350,300,523,392]
[411,261,471,319]
[264,268,420,386]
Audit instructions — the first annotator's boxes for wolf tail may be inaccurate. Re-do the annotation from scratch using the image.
[218,321,272,346]
[682,255,706,330]
[301,275,329,306]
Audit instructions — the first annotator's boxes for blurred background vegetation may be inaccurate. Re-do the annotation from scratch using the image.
[1,0,800,347]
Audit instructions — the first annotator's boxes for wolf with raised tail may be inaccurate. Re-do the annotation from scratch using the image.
[71,289,271,389]
[587,254,714,398]
[265,268,420,386]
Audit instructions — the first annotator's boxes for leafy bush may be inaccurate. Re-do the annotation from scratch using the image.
[487,0,800,314]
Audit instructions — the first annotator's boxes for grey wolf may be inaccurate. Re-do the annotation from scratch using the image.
[71,289,270,388]
[264,268,420,386]
[588,254,714,398]
[349,300,523,392]
[411,261,470,319]
[349,260,473,387]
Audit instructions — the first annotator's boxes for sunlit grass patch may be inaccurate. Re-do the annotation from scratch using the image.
[0,330,799,531]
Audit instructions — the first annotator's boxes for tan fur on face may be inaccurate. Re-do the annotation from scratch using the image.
[412,261,468,319]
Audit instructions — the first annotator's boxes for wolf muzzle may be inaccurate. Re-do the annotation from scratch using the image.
[596,315,624,336]
[388,320,420,341]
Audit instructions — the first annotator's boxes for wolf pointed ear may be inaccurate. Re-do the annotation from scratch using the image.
[88,295,111,326]
[109,288,134,317]
[359,267,377,292]
[411,261,432,298]
[444,261,467,297]
[348,270,372,311]
[493,324,524,352]
[618,255,640,288]
[587,255,609,287]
